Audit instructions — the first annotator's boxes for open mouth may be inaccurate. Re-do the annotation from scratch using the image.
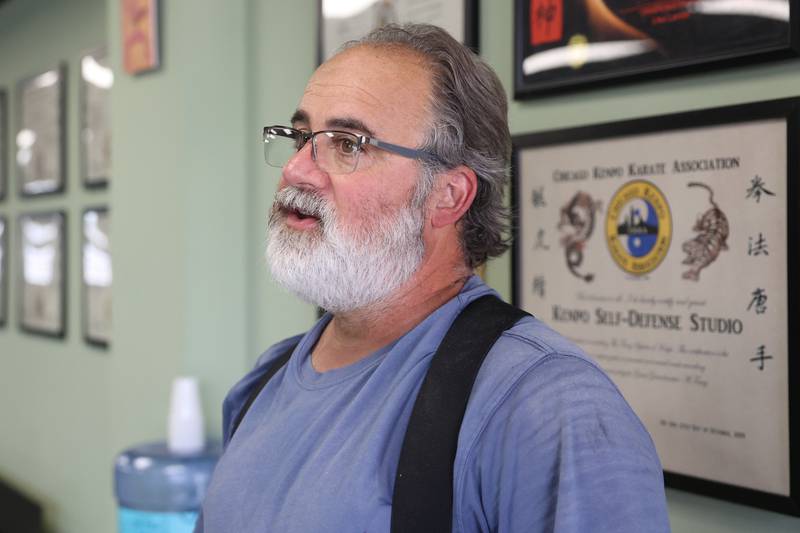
[282,204,321,227]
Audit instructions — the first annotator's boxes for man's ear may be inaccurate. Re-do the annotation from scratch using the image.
[430,165,478,228]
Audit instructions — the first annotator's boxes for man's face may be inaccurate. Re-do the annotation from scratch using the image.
[266,46,435,312]
[280,45,433,234]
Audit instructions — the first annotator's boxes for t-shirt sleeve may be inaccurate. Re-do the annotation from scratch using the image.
[458,353,671,533]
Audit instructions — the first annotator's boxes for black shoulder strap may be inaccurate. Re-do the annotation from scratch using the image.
[230,342,297,437]
[391,294,529,533]
[229,295,530,533]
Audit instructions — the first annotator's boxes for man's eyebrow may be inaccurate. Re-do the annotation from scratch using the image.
[290,109,308,125]
[326,117,376,138]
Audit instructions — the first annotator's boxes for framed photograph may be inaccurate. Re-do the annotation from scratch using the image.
[80,48,113,188]
[121,0,161,75]
[0,88,7,201]
[512,98,800,515]
[0,216,7,327]
[16,66,66,196]
[318,0,479,63]
[514,0,800,98]
[82,208,111,347]
[19,211,66,338]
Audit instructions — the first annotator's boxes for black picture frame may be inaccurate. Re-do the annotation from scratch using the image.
[317,0,479,64]
[80,48,112,189]
[18,210,66,339]
[0,215,7,328]
[0,88,7,201]
[81,206,111,348]
[511,98,800,515]
[514,0,800,98]
[16,65,67,197]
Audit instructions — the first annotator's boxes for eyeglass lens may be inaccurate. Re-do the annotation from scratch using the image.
[264,128,361,174]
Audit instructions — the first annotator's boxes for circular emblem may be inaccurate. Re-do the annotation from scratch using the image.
[606,180,671,276]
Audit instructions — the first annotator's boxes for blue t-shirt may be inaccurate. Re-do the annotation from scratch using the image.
[198,277,670,532]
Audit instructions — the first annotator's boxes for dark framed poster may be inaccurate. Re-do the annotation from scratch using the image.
[16,66,66,196]
[0,88,7,201]
[19,211,66,338]
[80,48,113,188]
[82,207,111,347]
[0,216,7,328]
[512,98,800,515]
[514,0,800,98]
[318,0,479,63]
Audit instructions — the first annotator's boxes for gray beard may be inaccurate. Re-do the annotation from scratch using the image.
[265,186,426,313]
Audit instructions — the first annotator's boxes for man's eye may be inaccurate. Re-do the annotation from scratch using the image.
[334,135,358,155]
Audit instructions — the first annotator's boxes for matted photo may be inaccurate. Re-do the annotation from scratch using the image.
[82,208,111,346]
[0,88,7,201]
[81,48,114,188]
[16,66,66,196]
[19,211,66,338]
[318,0,478,62]
[513,98,799,515]
[514,0,800,97]
[0,216,7,327]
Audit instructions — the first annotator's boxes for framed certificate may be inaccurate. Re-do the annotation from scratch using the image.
[514,0,800,98]
[0,216,7,328]
[16,66,66,196]
[82,207,112,347]
[81,48,113,188]
[19,211,66,338]
[0,88,7,201]
[513,98,799,515]
[318,0,479,63]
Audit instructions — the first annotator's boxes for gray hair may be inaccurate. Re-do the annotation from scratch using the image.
[346,23,511,268]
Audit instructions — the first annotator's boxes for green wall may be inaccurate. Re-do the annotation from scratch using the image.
[0,1,797,532]
[0,1,113,531]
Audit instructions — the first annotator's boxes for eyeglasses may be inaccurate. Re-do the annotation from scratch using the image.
[263,125,443,175]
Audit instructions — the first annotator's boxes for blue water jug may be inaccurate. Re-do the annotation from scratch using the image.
[114,441,221,532]
[114,377,221,532]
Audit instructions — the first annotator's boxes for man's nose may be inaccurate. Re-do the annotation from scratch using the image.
[281,140,328,189]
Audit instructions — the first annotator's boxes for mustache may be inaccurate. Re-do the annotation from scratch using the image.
[270,186,332,226]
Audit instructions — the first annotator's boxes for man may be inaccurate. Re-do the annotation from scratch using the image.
[199,24,670,532]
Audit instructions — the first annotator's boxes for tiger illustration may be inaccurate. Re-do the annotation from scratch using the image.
[681,182,729,281]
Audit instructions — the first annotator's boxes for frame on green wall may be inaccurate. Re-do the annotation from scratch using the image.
[80,48,113,189]
[514,0,800,98]
[512,97,800,516]
[317,0,479,64]
[0,88,6,201]
[82,207,111,347]
[18,210,66,339]
[16,65,67,197]
[0,215,7,328]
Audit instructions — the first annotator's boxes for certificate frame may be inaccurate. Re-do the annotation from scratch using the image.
[514,0,800,98]
[82,207,112,347]
[317,0,479,64]
[16,65,67,197]
[0,88,7,201]
[80,48,113,188]
[0,215,7,328]
[18,211,66,339]
[511,98,800,515]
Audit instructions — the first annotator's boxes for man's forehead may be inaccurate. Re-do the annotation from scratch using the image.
[296,46,432,138]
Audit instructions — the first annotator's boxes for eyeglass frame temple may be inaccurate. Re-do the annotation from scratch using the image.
[264,125,444,166]
[365,137,444,165]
